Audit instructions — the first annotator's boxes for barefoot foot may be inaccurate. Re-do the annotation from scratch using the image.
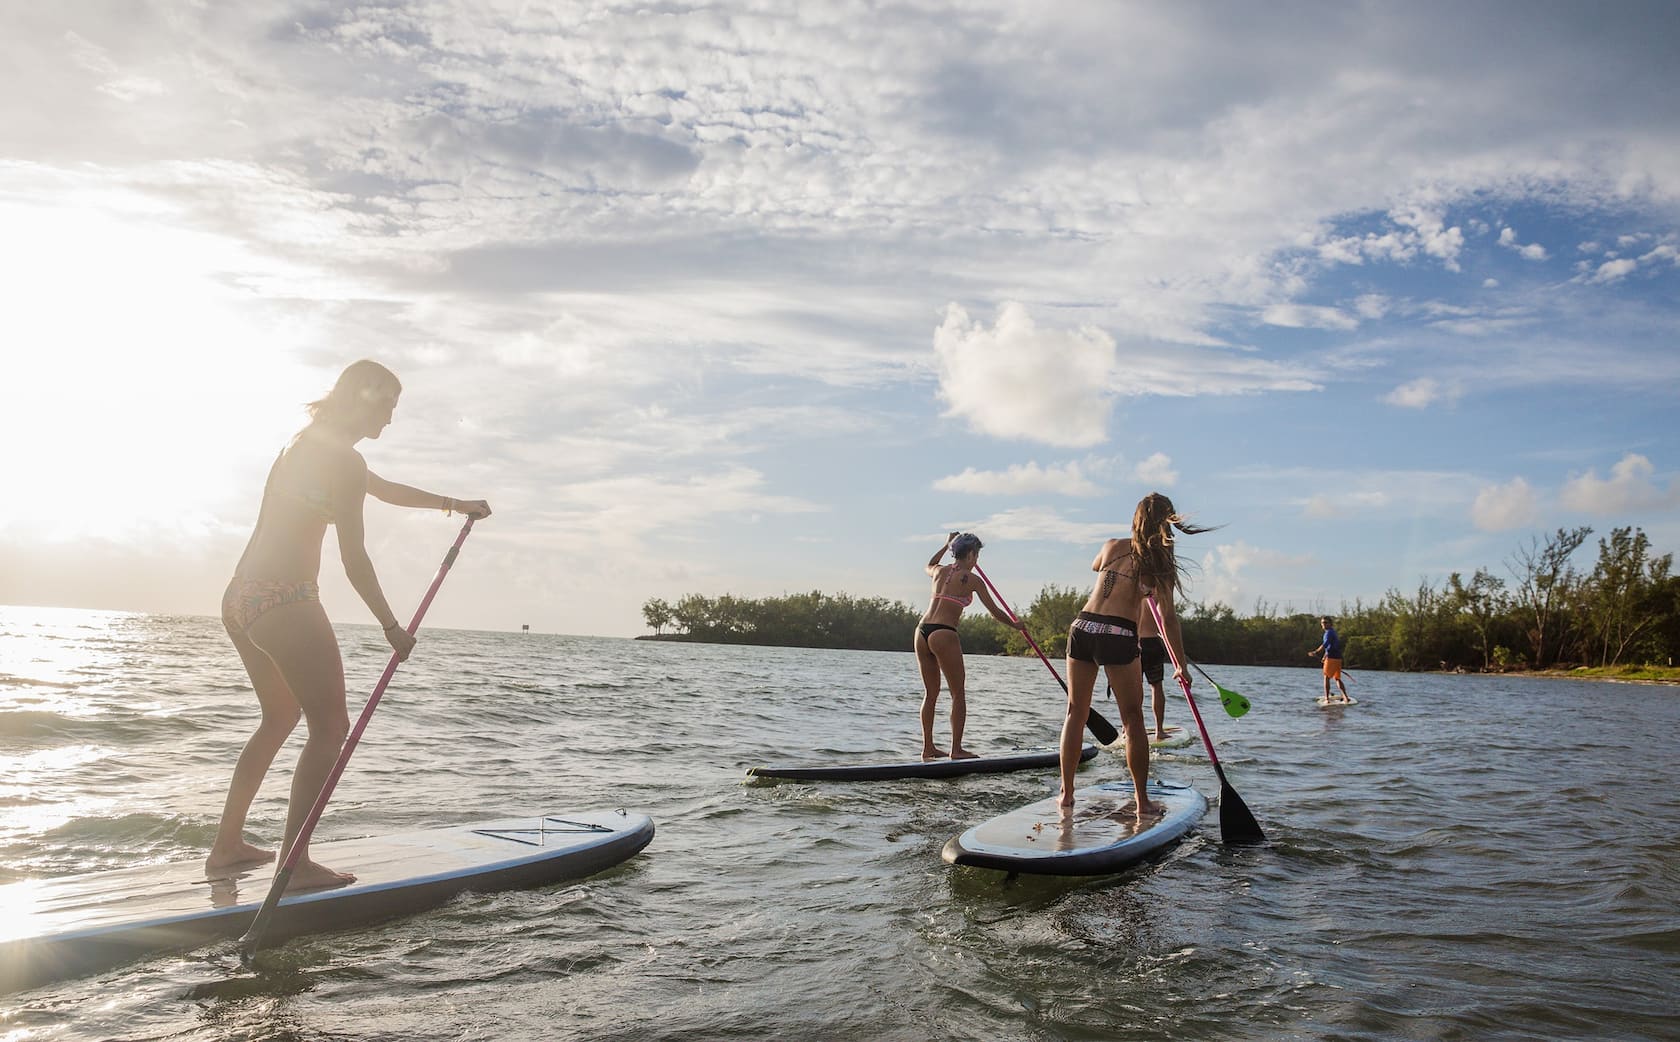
[205,841,276,877]
[921,746,948,761]
[950,746,979,760]
[1135,798,1163,820]
[284,860,356,893]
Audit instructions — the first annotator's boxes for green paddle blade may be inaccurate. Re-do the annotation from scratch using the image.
[1215,681,1250,718]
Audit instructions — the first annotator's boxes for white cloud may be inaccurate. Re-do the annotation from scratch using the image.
[1197,541,1314,609]
[1383,377,1460,409]
[1559,454,1679,514]
[1498,226,1550,261]
[1303,490,1391,519]
[1471,477,1539,532]
[954,506,1116,545]
[933,302,1117,447]
[1133,452,1178,487]
[1587,258,1639,284]
[933,459,1103,497]
[1261,303,1359,331]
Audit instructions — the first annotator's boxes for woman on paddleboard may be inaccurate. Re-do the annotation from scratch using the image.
[915,532,1024,760]
[1058,493,1212,814]
[207,360,491,891]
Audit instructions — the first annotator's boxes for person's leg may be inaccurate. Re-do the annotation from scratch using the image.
[1060,656,1098,807]
[914,629,946,759]
[206,627,302,874]
[246,600,355,891]
[1152,679,1167,738]
[1107,661,1158,817]
[928,630,974,758]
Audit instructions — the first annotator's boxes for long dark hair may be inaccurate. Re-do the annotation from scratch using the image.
[1131,492,1218,596]
[308,359,401,425]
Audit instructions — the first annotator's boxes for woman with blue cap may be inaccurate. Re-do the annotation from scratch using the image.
[915,531,1024,760]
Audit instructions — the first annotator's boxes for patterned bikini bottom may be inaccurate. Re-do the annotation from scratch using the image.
[221,577,320,634]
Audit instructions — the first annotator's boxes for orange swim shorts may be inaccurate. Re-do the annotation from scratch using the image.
[1323,657,1343,680]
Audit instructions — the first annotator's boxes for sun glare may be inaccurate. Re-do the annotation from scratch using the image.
[0,186,324,543]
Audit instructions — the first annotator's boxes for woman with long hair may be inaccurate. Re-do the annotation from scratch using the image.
[1058,493,1212,813]
[915,531,1024,760]
[207,360,490,890]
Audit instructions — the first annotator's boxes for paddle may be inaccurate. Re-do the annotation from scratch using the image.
[972,566,1120,745]
[1189,662,1251,718]
[1144,592,1265,845]
[241,517,477,958]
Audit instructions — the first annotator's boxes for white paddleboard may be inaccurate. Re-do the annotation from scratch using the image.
[1116,725,1194,750]
[942,779,1206,876]
[1316,695,1358,707]
[0,810,653,995]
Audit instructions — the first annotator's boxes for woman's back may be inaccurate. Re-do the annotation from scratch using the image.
[234,434,356,582]
[1083,538,1154,620]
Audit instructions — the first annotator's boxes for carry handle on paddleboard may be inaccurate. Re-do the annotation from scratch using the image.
[241,517,477,957]
[973,566,1120,746]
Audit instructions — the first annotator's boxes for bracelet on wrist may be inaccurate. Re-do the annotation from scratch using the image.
[443,497,455,516]
[383,621,402,632]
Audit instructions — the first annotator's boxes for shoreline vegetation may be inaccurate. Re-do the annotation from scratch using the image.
[640,525,1680,681]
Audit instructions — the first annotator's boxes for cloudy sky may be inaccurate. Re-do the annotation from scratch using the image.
[3,1,1677,637]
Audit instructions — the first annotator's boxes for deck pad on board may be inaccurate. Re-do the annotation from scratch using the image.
[747,744,1096,782]
[0,810,654,995]
[942,779,1206,876]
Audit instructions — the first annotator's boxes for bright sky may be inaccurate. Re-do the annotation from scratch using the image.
[2,2,1677,637]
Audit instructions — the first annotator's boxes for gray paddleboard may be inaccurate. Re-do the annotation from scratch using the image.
[0,810,654,995]
[942,779,1206,876]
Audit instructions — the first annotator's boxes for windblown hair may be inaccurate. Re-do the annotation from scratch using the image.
[1131,492,1219,596]
[308,359,401,425]
[950,533,984,560]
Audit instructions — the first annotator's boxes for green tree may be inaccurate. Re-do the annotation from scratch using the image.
[1507,526,1592,668]
[641,597,674,636]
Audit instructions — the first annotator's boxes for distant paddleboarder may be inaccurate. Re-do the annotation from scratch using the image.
[1058,493,1214,815]
[1310,616,1351,703]
[914,532,1025,761]
[207,360,491,891]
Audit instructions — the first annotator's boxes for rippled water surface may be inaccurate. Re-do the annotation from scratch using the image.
[2,606,1677,1041]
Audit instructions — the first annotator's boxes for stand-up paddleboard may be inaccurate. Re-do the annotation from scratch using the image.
[1316,695,1358,707]
[747,744,1097,782]
[0,811,653,995]
[942,779,1206,876]
[1117,725,1194,750]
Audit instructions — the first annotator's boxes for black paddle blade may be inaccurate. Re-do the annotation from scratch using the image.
[1215,773,1266,845]
[1085,707,1119,745]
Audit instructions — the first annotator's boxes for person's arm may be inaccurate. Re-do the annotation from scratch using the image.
[1154,585,1190,686]
[331,455,413,660]
[974,581,1026,629]
[366,471,492,519]
[925,532,958,577]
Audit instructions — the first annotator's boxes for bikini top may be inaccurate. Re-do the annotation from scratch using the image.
[933,567,974,607]
[261,447,336,524]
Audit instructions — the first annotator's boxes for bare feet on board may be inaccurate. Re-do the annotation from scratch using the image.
[284,860,357,892]
[921,746,948,761]
[204,840,276,878]
[950,746,979,760]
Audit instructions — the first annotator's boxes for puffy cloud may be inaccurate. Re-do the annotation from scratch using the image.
[1498,226,1550,261]
[1197,540,1314,609]
[1471,477,1538,531]
[933,302,1117,447]
[1383,377,1461,409]
[933,459,1103,497]
[1559,454,1679,514]
[1587,258,1639,284]
[1133,452,1178,487]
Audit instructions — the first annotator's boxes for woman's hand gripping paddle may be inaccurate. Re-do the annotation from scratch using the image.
[240,518,478,959]
[1189,662,1251,717]
[973,566,1120,745]
[1145,593,1265,845]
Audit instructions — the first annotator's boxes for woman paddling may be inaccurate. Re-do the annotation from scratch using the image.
[915,532,1024,761]
[1058,493,1212,814]
[207,360,490,890]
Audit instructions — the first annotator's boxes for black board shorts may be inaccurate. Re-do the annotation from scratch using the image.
[1067,612,1139,666]
[1139,636,1167,684]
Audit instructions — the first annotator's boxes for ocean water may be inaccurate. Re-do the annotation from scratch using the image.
[1,605,1677,1041]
